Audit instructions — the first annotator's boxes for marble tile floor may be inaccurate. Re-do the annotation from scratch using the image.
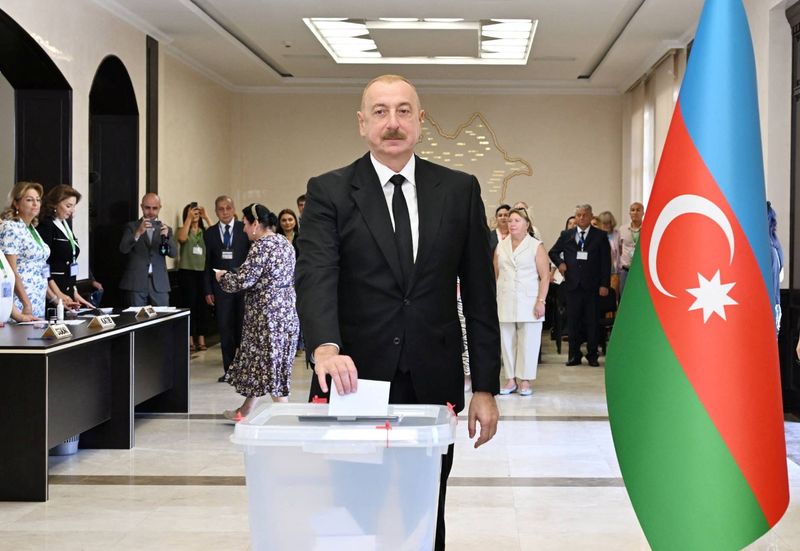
[0,338,798,550]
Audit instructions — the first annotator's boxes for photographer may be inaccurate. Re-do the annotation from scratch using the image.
[118,192,176,306]
[177,202,211,351]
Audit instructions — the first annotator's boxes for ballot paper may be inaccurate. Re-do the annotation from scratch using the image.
[76,307,113,314]
[328,378,390,418]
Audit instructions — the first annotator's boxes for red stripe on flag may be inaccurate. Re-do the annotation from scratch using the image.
[640,106,788,525]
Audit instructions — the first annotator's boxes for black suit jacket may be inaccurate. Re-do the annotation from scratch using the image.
[203,220,250,296]
[37,217,79,283]
[548,226,611,292]
[296,153,500,412]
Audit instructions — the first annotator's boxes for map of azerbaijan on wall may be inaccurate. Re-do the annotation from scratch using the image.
[418,112,532,217]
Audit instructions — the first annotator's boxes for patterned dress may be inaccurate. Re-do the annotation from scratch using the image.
[0,219,50,318]
[220,234,299,398]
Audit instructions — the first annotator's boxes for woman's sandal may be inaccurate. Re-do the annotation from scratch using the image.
[223,409,244,422]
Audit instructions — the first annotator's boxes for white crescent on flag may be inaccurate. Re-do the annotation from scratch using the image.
[648,194,735,298]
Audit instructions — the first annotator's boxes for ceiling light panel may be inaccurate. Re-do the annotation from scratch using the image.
[303,18,537,66]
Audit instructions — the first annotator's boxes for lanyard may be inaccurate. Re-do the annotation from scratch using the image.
[27,225,46,251]
[54,218,78,259]
[0,253,7,279]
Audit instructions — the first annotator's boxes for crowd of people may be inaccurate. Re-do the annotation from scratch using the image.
[0,163,648,415]
[481,199,644,395]
[0,172,648,417]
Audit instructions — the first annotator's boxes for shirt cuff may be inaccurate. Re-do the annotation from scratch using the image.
[311,342,340,362]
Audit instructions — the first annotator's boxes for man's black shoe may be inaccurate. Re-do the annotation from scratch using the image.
[588,359,600,367]
[218,374,227,383]
[566,358,582,366]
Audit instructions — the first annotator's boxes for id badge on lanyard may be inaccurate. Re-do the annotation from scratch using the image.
[1,280,11,298]
[70,262,79,277]
[222,249,234,260]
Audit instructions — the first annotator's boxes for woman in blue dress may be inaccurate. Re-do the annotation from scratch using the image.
[0,182,51,318]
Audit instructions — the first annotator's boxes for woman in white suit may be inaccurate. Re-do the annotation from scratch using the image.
[494,208,550,396]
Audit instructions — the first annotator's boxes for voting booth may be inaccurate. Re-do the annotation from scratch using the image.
[231,403,456,550]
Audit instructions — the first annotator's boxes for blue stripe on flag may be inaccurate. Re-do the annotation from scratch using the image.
[678,0,773,298]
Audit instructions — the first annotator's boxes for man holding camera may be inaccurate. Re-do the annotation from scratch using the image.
[119,192,177,306]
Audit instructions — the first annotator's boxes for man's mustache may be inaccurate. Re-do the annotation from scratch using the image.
[382,130,406,140]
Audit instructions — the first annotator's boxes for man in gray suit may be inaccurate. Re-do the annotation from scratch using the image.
[119,193,177,306]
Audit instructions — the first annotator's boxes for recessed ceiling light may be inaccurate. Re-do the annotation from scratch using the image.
[303,17,537,65]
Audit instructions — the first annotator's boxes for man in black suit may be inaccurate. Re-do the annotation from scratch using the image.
[548,204,611,367]
[295,75,500,550]
[204,196,250,382]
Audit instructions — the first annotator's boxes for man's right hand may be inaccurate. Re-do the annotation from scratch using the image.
[313,344,358,395]
[205,294,215,306]
[558,262,567,275]
[136,218,152,238]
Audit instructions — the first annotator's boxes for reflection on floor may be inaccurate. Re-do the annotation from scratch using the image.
[0,338,798,550]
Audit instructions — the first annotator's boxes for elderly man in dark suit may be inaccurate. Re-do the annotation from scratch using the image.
[204,195,250,382]
[548,203,611,367]
[119,193,176,306]
[295,74,500,550]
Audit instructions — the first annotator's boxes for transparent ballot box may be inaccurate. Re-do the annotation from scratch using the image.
[231,403,457,551]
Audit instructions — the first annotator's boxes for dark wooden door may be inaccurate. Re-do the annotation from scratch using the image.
[89,114,138,307]
[15,89,71,191]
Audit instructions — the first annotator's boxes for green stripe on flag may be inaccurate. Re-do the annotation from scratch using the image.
[606,254,769,550]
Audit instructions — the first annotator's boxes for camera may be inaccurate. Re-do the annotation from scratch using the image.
[153,220,170,256]
[190,201,198,209]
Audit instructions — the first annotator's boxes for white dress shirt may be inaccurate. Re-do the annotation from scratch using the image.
[370,153,419,261]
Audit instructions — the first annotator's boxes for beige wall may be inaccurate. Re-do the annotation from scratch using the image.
[158,51,233,242]
[0,74,12,192]
[231,92,622,248]
[0,0,147,278]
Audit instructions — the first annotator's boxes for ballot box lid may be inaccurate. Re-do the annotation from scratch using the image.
[230,403,456,449]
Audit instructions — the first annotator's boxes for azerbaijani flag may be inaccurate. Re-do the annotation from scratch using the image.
[605,0,789,549]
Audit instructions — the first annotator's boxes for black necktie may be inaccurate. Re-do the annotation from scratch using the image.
[223,224,231,248]
[578,230,586,250]
[390,174,413,287]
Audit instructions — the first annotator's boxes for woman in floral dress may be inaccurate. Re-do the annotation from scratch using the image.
[0,182,51,318]
[216,203,299,420]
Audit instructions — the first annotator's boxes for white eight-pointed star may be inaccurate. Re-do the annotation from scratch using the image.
[686,270,738,323]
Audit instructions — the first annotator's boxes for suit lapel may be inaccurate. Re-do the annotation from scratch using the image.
[350,154,405,291]
[209,222,221,248]
[409,156,443,292]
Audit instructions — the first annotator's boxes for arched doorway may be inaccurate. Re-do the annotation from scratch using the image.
[88,56,139,308]
[0,8,72,195]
